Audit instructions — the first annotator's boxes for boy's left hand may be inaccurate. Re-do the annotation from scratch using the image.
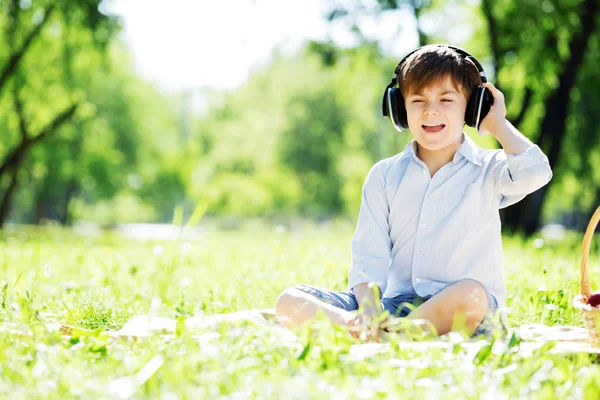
[477,82,507,138]
[350,313,389,342]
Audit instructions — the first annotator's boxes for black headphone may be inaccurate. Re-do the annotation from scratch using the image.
[381,44,493,132]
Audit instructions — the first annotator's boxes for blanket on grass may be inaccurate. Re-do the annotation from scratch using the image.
[45,309,600,358]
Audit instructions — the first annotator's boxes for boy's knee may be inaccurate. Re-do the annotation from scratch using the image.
[456,279,489,323]
[275,287,313,328]
[275,287,303,316]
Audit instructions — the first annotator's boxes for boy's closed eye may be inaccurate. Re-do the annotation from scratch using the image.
[411,99,454,103]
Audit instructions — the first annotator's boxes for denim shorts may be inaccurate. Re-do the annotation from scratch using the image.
[292,280,507,338]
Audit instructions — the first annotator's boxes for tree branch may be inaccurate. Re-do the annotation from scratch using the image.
[0,102,78,179]
[0,2,58,94]
[13,89,30,140]
[8,0,21,48]
[30,103,79,145]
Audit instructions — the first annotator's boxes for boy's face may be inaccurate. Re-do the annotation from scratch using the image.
[404,76,468,153]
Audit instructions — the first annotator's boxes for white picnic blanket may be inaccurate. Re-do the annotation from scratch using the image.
[36,309,599,358]
[94,309,600,357]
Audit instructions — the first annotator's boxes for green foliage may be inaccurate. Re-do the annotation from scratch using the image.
[70,193,157,225]
[0,0,187,226]
[279,87,345,213]
[193,42,408,218]
[2,0,600,226]
[203,169,301,217]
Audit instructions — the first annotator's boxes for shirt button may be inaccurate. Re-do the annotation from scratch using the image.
[415,278,421,283]
[422,169,427,175]
[417,251,422,256]
[426,197,431,203]
[422,223,427,229]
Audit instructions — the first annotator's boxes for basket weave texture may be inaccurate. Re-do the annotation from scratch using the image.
[572,205,600,347]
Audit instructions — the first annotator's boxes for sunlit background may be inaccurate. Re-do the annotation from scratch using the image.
[0,0,598,237]
[4,3,600,398]
[109,0,421,91]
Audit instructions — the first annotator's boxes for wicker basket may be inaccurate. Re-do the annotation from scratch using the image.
[573,205,600,347]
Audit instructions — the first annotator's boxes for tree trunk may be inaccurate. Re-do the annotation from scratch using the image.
[0,169,19,226]
[0,143,28,227]
[0,103,78,228]
[411,1,429,46]
[59,179,77,226]
[500,0,599,236]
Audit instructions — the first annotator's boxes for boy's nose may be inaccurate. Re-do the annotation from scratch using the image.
[424,104,440,115]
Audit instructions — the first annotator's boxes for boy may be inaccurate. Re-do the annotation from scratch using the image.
[274,45,553,339]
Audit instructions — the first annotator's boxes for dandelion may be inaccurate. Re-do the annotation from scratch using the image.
[153,245,164,257]
[180,242,192,252]
[532,238,544,248]
[43,263,52,278]
[179,277,192,287]
[63,281,77,292]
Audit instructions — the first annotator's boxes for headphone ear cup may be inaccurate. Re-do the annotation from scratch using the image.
[478,88,494,127]
[464,87,480,127]
[394,89,409,130]
[465,86,493,129]
[387,87,409,131]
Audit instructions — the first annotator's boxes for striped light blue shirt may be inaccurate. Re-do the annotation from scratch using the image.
[347,132,553,308]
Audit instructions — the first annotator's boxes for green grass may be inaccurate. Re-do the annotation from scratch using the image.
[1,221,599,398]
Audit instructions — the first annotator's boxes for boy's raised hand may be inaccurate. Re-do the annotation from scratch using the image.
[477,82,507,138]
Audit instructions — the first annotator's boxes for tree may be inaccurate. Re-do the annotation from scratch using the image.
[279,86,346,214]
[0,0,120,227]
[481,0,600,234]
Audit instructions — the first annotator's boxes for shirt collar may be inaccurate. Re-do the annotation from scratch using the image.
[401,132,482,167]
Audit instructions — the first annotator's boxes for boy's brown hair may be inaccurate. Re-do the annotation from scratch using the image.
[396,45,482,100]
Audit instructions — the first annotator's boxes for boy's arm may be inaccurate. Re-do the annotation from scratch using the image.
[348,162,392,315]
[479,83,553,208]
[352,282,383,316]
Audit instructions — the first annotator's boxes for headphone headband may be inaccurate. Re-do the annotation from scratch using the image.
[391,44,486,86]
[382,45,487,117]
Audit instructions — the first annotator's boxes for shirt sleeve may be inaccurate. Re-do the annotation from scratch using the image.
[347,161,392,295]
[491,144,553,209]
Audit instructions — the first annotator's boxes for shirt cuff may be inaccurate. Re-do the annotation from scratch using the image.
[505,144,549,174]
[495,144,553,208]
[347,264,388,295]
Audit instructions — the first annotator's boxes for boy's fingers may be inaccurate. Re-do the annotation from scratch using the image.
[481,82,504,102]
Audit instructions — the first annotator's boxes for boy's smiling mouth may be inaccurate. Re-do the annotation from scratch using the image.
[422,123,446,133]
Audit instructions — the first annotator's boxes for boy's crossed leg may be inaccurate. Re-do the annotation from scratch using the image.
[385,279,490,337]
[275,286,357,330]
[275,279,495,340]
